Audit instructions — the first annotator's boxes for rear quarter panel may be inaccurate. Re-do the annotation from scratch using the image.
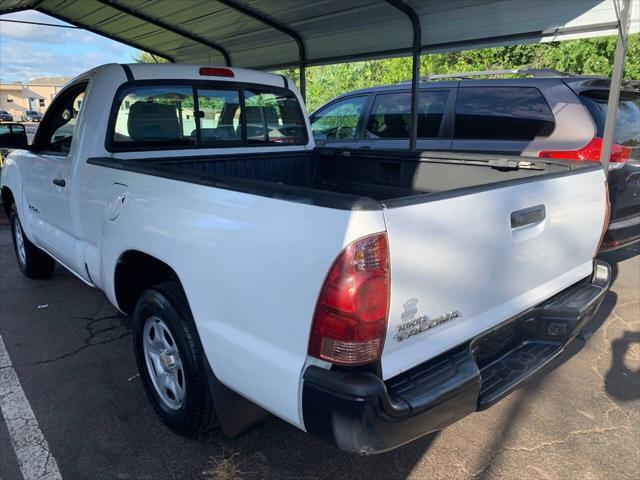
[83,165,386,429]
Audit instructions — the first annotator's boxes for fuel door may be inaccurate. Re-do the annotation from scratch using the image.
[108,183,128,221]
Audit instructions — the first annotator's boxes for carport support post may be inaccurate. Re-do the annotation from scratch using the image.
[300,61,306,103]
[409,26,420,151]
[600,0,632,171]
[387,1,421,150]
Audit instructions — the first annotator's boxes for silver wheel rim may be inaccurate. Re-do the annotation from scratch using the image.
[142,316,186,410]
[14,217,27,266]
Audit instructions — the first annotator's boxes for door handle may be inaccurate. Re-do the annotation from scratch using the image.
[511,205,545,228]
[52,178,66,187]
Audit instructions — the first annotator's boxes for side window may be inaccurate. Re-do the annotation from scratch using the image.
[244,89,307,145]
[37,84,87,155]
[455,87,555,140]
[196,89,241,145]
[311,96,367,140]
[366,90,450,139]
[113,86,195,147]
[418,90,449,138]
[366,93,410,139]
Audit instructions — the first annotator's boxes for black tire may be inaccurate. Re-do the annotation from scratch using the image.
[9,207,56,279]
[132,282,216,436]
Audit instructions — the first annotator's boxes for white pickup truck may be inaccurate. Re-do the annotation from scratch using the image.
[1,64,612,454]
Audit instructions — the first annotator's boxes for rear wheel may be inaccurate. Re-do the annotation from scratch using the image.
[9,207,55,279]
[132,282,216,436]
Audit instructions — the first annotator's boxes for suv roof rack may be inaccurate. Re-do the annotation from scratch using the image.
[421,68,577,81]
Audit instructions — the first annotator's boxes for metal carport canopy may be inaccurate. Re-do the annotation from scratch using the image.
[0,0,637,157]
[1,0,636,69]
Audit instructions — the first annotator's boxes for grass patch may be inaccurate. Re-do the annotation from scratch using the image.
[203,451,250,480]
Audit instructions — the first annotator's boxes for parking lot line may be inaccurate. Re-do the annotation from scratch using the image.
[0,333,62,480]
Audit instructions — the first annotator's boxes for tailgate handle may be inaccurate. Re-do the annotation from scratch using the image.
[511,205,545,228]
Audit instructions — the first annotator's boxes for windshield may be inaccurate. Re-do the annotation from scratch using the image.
[26,110,39,115]
[580,90,640,160]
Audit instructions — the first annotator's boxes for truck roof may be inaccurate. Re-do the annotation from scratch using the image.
[73,63,294,92]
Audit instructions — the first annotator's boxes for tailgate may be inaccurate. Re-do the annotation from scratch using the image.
[380,167,607,379]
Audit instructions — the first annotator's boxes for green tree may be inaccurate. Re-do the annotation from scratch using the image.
[277,34,639,110]
[137,34,638,111]
[132,51,169,63]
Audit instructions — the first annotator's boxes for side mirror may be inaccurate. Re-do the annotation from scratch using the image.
[0,123,29,150]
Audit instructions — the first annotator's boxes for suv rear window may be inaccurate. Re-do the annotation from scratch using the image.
[365,90,450,139]
[109,83,306,151]
[454,87,555,140]
[579,90,640,158]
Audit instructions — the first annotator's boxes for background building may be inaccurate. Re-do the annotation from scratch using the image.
[0,77,69,118]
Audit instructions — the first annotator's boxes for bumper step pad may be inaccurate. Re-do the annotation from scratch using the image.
[477,341,560,408]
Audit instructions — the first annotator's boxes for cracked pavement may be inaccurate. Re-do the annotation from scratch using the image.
[0,225,638,480]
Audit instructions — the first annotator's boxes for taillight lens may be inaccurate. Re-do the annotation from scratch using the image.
[308,233,390,366]
[539,137,630,163]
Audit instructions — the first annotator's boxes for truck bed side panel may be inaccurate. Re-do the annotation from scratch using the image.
[80,164,386,428]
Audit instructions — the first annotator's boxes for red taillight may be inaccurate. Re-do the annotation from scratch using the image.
[199,67,234,78]
[308,233,390,366]
[539,137,630,163]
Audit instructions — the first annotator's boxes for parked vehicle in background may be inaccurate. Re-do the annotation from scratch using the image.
[0,111,14,122]
[310,69,640,251]
[21,110,43,122]
[0,123,28,168]
[1,63,611,454]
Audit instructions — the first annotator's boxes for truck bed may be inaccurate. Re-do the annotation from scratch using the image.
[133,148,572,206]
[125,147,604,380]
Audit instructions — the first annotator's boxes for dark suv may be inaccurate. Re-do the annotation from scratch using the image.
[310,69,640,251]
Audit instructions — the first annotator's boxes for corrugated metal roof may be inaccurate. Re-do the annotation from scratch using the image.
[0,0,637,68]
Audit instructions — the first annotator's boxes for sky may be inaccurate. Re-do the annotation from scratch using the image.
[0,10,140,83]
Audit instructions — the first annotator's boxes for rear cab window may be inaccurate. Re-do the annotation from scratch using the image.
[108,82,307,151]
[579,90,640,160]
[244,89,307,145]
[454,87,555,140]
[196,88,241,145]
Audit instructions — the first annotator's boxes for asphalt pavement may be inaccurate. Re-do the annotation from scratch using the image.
[0,222,638,480]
